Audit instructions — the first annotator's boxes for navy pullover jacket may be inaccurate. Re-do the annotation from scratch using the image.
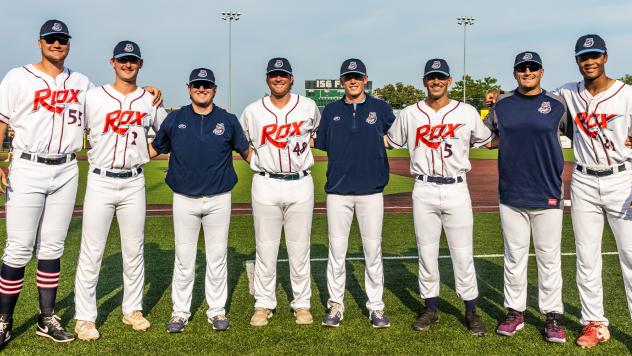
[152,104,249,197]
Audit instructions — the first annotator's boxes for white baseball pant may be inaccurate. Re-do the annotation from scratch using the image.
[171,192,231,319]
[412,180,478,301]
[74,171,146,322]
[326,193,385,313]
[499,203,564,314]
[251,174,313,310]
[3,154,78,267]
[571,167,632,325]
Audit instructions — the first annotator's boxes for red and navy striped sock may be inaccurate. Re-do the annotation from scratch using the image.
[37,259,60,315]
[0,264,25,316]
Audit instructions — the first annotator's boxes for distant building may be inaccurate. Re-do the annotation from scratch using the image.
[305,79,373,109]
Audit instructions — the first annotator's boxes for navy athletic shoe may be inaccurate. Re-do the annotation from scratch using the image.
[0,314,13,349]
[166,316,188,333]
[36,313,74,343]
[370,310,391,329]
[322,303,343,327]
[209,315,230,331]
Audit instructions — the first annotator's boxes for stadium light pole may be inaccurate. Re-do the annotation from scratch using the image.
[221,11,241,111]
[457,16,475,104]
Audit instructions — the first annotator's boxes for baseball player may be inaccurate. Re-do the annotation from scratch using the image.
[73,40,167,340]
[151,68,250,333]
[239,58,320,326]
[0,19,90,346]
[485,35,632,348]
[386,59,492,336]
[484,52,568,343]
[316,59,394,328]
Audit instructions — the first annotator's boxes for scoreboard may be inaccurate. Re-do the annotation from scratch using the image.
[305,79,373,108]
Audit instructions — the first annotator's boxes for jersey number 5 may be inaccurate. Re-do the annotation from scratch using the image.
[67,109,83,126]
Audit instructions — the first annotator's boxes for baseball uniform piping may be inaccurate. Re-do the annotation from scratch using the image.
[416,102,434,175]
[284,95,300,172]
[121,90,147,169]
[261,97,283,172]
[440,102,460,176]
[24,65,55,153]
[576,83,600,164]
[57,68,72,154]
[102,86,123,169]
[0,112,9,123]
[592,82,625,166]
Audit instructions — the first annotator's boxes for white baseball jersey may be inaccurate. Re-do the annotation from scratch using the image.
[553,80,632,168]
[239,93,320,173]
[0,65,93,155]
[85,85,167,170]
[387,100,494,177]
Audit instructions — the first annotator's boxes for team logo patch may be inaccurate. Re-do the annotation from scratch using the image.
[198,70,207,78]
[583,38,594,48]
[260,121,305,149]
[124,43,134,52]
[348,61,357,70]
[366,112,377,124]
[415,123,463,149]
[333,116,341,122]
[431,60,441,69]
[102,110,147,135]
[573,112,622,139]
[538,101,551,114]
[178,123,187,129]
[523,53,533,60]
[31,89,81,115]
[213,123,225,135]
[274,59,284,68]
[52,22,62,32]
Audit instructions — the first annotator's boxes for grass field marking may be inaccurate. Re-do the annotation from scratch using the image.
[243,251,620,294]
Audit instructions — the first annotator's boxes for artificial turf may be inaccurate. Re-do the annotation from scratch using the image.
[1,212,630,355]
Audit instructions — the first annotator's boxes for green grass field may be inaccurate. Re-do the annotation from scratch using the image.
[1,213,631,355]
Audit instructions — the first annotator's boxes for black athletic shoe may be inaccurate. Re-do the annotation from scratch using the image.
[0,314,13,349]
[412,307,439,331]
[36,313,75,343]
[465,311,487,337]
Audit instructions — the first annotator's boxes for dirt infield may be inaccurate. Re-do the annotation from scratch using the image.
[0,158,574,217]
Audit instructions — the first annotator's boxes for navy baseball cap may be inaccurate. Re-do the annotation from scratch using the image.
[189,68,215,85]
[340,58,367,76]
[424,59,450,77]
[575,34,607,56]
[514,51,542,68]
[113,40,141,59]
[266,57,292,75]
[40,19,71,38]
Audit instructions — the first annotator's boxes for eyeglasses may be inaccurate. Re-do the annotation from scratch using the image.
[41,36,69,45]
[514,63,542,73]
[342,73,365,81]
[114,56,141,65]
[189,82,215,90]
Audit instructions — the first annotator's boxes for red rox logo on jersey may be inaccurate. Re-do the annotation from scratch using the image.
[573,112,622,139]
[260,121,304,148]
[415,123,463,149]
[32,89,80,114]
[103,110,147,135]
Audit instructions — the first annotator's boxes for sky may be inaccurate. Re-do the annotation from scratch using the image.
[2,0,632,112]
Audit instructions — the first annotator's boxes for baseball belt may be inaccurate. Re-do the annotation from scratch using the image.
[417,175,464,184]
[575,163,626,177]
[20,152,76,165]
[258,171,309,181]
[92,167,143,178]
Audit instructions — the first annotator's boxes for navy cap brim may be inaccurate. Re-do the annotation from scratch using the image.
[40,32,71,38]
[575,48,606,57]
[424,70,450,77]
[340,70,366,76]
[266,69,292,75]
[113,53,142,59]
[513,60,542,68]
[189,78,215,85]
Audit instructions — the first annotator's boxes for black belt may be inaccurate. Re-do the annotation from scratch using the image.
[258,171,309,181]
[576,164,626,177]
[92,167,143,178]
[20,152,76,165]
[418,175,463,184]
